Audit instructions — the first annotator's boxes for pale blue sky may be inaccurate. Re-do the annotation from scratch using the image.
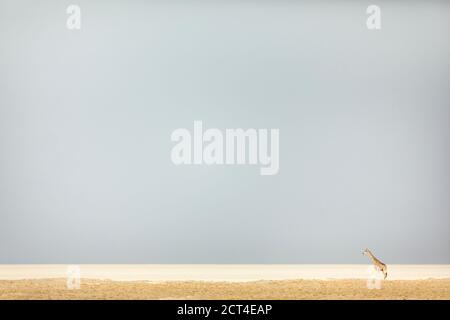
[0,0,449,263]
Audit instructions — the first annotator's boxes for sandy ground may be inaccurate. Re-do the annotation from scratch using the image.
[0,278,449,300]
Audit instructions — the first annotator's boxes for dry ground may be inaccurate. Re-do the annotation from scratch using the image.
[0,278,449,300]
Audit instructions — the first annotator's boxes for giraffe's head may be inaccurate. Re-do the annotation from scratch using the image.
[362,248,370,256]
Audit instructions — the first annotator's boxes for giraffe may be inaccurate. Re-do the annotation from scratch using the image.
[362,248,388,279]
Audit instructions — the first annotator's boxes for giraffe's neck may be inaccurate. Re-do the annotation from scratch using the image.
[366,251,380,264]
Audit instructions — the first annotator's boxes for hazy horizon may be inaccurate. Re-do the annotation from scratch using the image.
[1,264,450,281]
